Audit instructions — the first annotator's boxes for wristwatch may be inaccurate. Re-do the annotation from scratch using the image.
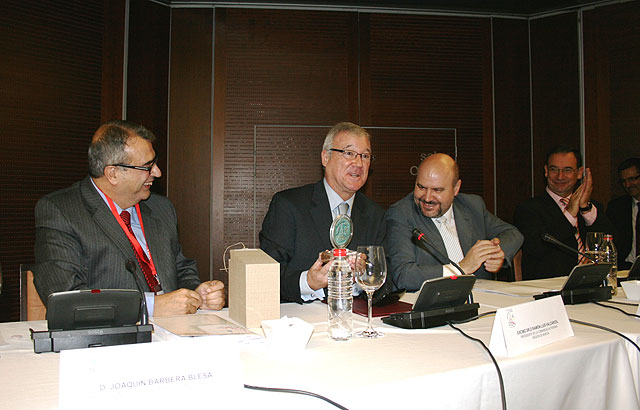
[579,202,593,213]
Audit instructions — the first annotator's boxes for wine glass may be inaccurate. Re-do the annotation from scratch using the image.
[354,246,387,338]
[585,232,604,263]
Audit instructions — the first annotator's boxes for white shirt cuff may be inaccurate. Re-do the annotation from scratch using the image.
[300,270,325,301]
[145,292,155,317]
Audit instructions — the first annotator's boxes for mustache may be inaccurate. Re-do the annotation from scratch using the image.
[417,198,439,206]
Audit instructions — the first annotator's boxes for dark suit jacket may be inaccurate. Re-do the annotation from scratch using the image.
[606,195,635,269]
[386,193,523,291]
[259,180,386,303]
[514,191,614,280]
[33,176,201,305]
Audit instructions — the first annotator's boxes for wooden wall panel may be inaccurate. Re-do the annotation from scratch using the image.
[530,12,580,194]
[0,0,106,322]
[217,9,358,279]
[492,18,532,223]
[584,1,640,202]
[102,0,126,122]
[168,9,213,282]
[127,0,170,195]
[365,14,491,207]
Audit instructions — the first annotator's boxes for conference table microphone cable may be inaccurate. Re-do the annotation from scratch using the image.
[568,319,640,354]
[243,384,348,410]
[447,311,506,410]
[590,300,640,319]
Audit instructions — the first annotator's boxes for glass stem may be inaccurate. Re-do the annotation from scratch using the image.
[366,290,374,331]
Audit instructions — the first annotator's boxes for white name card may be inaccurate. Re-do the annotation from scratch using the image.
[59,336,244,409]
[489,295,574,358]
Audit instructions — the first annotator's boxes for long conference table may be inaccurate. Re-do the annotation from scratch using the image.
[1,278,639,410]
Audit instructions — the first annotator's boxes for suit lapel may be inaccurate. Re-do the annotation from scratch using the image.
[310,180,333,249]
[623,196,634,239]
[80,177,136,262]
[542,192,577,235]
[452,201,474,253]
[351,193,367,247]
[138,201,171,286]
[414,201,447,258]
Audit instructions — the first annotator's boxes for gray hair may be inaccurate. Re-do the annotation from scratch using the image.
[88,120,156,178]
[322,122,371,154]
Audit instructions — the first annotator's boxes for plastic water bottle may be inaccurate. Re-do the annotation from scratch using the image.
[602,234,618,295]
[327,248,353,341]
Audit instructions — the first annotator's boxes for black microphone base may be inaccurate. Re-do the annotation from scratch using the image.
[30,324,153,353]
[533,286,612,305]
[382,303,479,329]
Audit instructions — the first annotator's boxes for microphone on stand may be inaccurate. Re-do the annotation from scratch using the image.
[412,228,474,304]
[412,228,467,277]
[542,233,597,263]
[126,260,149,326]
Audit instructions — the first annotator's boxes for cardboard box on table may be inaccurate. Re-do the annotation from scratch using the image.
[228,249,280,328]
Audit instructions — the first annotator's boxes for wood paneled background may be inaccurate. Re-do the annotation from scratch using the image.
[0,0,638,321]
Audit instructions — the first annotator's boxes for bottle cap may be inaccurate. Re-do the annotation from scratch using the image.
[604,234,613,241]
[333,248,347,257]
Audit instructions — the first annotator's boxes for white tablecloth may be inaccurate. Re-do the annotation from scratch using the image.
[1,279,639,409]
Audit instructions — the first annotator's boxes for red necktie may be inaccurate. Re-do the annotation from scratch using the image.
[120,210,162,293]
[560,198,588,264]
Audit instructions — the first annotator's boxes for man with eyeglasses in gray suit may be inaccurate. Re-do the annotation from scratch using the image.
[33,120,225,316]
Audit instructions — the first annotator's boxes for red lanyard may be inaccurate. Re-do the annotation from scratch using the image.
[96,186,159,281]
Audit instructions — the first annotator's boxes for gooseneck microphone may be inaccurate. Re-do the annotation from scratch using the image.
[126,260,149,326]
[542,233,597,263]
[412,228,467,277]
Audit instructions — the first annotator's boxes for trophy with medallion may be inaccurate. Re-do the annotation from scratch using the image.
[326,212,354,341]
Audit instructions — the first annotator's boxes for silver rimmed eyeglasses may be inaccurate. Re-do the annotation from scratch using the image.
[329,148,375,162]
[111,155,158,173]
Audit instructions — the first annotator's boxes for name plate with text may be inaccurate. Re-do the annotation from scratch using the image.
[489,295,574,358]
[59,336,244,409]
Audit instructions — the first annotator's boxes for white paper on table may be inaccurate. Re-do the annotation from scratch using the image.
[59,336,243,409]
[489,295,574,357]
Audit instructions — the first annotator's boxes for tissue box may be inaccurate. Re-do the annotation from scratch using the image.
[229,248,280,328]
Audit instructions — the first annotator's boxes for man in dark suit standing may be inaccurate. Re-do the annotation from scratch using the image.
[34,120,225,316]
[386,153,522,291]
[514,146,613,279]
[259,122,386,303]
[606,157,640,270]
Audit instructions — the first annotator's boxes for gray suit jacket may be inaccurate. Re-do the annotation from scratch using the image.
[386,192,523,291]
[33,176,200,305]
[259,180,386,303]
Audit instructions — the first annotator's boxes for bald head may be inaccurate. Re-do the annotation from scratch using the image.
[413,153,461,218]
[417,154,459,184]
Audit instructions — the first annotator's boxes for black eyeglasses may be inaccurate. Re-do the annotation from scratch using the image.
[111,156,158,173]
[329,148,374,162]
